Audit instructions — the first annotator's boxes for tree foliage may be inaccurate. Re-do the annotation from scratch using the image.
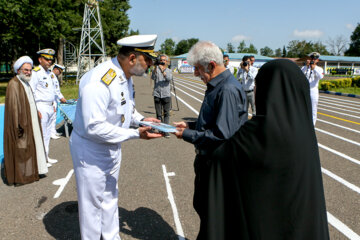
[345,23,360,56]
[237,41,246,53]
[227,43,235,53]
[326,35,348,56]
[160,38,175,55]
[275,48,282,57]
[246,43,258,54]
[174,38,199,55]
[260,46,274,57]
[0,0,133,68]
[286,40,329,58]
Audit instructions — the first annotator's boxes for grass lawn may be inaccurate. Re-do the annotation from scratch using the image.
[0,82,79,104]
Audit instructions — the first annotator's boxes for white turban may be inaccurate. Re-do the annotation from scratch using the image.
[14,56,33,73]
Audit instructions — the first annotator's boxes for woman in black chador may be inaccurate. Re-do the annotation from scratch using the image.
[200,59,329,240]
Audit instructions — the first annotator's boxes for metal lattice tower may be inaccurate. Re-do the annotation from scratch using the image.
[76,0,106,83]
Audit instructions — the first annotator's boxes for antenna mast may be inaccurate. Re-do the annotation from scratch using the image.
[76,0,106,83]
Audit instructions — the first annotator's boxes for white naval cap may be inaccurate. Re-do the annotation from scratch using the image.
[308,52,320,59]
[117,34,158,59]
[37,48,56,60]
[14,56,33,73]
[53,63,65,70]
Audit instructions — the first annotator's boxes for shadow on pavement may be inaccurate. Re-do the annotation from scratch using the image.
[119,206,189,240]
[43,201,81,240]
[43,203,189,240]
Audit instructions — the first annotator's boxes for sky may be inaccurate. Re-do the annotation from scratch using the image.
[127,0,359,53]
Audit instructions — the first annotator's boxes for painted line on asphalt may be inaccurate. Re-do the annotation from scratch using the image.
[320,95,360,104]
[318,107,360,120]
[174,77,206,90]
[318,119,360,134]
[316,128,360,147]
[319,143,360,166]
[162,165,185,240]
[173,81,205,96]
[327,212,360,240]
[52,169,74,198]
[322,168,360,195]
[172,86,203,103]
[319,100,360,111]
[171,92,199,115]
[318,112,360,125]
[318,103,360,114]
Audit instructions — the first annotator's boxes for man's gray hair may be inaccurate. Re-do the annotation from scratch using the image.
[187,41,223,69]
[159,54,169,61]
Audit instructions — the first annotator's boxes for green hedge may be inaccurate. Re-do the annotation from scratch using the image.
[319,77,359,91]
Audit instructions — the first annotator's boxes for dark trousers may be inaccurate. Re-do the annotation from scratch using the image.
[154,96,171,124]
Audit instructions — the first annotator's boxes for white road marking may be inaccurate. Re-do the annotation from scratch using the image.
[320,95,360,104]
[318,107,360,119]
[52,169,74,198]
[172,85,203,102]
[316,128,360,147]
[327,212,360,240]
[319,143,360,166]
[322,168,360,195]
[171,92,199,115]
[319,100,360,111]
[317,119,360,134]
[318,103,360,114]
[162,165,185,240]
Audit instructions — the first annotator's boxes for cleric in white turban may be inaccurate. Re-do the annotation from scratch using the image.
[4,55,48,185]
[13,55,33,73]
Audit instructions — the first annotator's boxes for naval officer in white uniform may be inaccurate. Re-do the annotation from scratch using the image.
[69,34,162,240]
[301,52,324,125]
[30,48,59,167]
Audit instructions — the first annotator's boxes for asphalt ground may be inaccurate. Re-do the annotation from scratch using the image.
[1,72,360,240]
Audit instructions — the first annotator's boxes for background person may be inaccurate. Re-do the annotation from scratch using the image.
[4,56,48,185]
[205,59,329,240]
[70,34,163,240]
[301,52,324,125]
[237,55,258,116]
[151,54,173,138]
[50,63,67,139]
[30,48,59,167]
[173,41,248,240]
[223,54,234,75]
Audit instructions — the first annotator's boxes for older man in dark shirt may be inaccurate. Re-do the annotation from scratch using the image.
[173,41,247,240]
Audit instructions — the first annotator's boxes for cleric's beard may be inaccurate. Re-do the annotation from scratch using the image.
[18,72,31,82]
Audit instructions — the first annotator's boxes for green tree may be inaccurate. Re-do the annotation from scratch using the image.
[345,23,360,56]
[227,43,235,53]
[282,46,287,57]
[286,40,329,58]
[174,38,199,55]
[237,41,246,53]
[245,43,258,54]
[160,38,175,55]
[260,46,274,56]
[275,48,282,57]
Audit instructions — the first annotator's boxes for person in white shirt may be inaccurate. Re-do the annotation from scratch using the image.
[301,52,324,125]
[237,55,258,116]
[30,49,59,167]
[70,34,163,240]
[223,54,234,75]
[50,64,66,139]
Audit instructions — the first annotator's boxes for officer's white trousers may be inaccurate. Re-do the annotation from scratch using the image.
[37,103,55,158]
[70,132,122,240]
[310,89,319,126]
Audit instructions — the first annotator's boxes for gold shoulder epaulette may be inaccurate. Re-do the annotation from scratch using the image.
[101,68,116,86]
[33,66,40,72]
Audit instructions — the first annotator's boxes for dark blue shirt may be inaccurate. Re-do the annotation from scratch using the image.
[182,69,248,152]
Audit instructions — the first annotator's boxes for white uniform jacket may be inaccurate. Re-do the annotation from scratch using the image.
[237,66,258,91]
[30,65,56,103]
[72,57,144,145]
[301,65,324,90]
[50,72,64,101]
